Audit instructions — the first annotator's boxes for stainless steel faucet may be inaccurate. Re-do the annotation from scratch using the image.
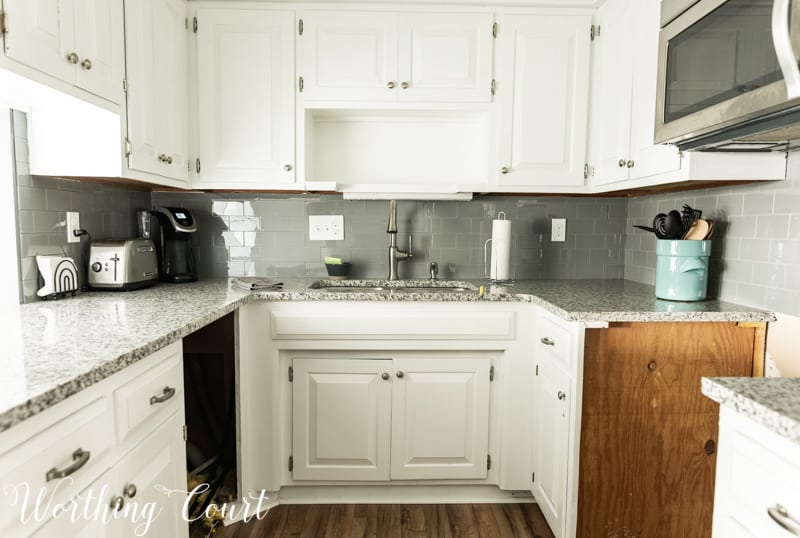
[387,200,412,280]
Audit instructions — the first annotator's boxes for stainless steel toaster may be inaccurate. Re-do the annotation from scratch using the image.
[88,239,159,290]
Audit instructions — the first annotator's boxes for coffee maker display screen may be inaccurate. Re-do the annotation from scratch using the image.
[175,211,188,220]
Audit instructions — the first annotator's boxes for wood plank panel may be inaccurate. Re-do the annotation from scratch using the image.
[582,322,755,417]
[578,322,755,538]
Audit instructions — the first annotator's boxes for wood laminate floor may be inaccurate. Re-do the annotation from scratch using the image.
[204,503,555,538]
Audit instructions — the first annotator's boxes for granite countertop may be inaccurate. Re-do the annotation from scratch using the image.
[0,277,774,433]
[702,377,800,445]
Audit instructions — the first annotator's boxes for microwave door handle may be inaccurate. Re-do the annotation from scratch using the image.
[772,0,800,98]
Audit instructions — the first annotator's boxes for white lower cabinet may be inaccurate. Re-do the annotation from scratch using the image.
[712,406,800,538]
[529,307,583,538]
[530,359,570,536]
[0,341,187,537]
[291,355,491,482]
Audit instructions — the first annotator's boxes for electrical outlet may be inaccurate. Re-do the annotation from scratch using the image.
[309,215,344,241]
[551,218,566,242]
[66,211,80,243]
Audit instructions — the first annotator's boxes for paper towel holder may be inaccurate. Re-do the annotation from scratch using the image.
[484,212,514,283]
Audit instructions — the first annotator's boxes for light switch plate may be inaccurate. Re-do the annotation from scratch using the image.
[551,218,566,242]
[309,215,344,241]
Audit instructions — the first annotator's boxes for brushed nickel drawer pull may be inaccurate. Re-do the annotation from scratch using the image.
[124,483,137,498]
[150,386,176,405]
[110,496,125,512]
[45,448,90,481]
[540,337,555,346]
[768,504,800,535]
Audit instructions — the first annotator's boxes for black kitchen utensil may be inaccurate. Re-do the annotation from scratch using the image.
[652,214,670,239]
[680,204,703,235]
[665,210,683,239]
[632,225,657,234]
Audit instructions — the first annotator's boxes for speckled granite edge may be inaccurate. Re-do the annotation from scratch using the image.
[702,377,800,445]
[0,296,257,433]
[0,278,774,433]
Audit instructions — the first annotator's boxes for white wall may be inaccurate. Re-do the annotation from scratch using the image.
[0,108,21,304]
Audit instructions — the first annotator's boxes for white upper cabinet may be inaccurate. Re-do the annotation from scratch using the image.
[124,0,189,184]
[587,0,680,186]
[300,11,398,103]
[1,0,124,104]
[495,14,591,188]
[300,10,493,104]
[586,0,784,189]
[193,8,296,189]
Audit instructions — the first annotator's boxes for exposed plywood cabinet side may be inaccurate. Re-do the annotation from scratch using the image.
[578,322,758,537]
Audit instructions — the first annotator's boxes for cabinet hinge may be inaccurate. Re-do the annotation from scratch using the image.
[122,78,128,94]
[584,163,594,179]
[590,25,600,41]
[184,17,188,30]
[490,79,496,96]
[183,424,188,442]
[288,456,294,472]
[489,365,495,382]
[492,22,497,38]
[193,17,198,34]
[487,455,491,470]
[0,12,8,35]
[195,158,201,174]
[532,471,535,483]
[124,138,132,158]
[288,365,294,382]
[535,364,539,376]
[298,76,304,92]
[299,18,303,36]
[187,159,191,173]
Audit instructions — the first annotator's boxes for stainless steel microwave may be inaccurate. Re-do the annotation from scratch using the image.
[655,0,800,151]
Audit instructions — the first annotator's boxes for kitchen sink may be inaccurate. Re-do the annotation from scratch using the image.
[309,280,476,293]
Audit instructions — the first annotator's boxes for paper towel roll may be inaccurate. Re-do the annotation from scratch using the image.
[489,214,511,280]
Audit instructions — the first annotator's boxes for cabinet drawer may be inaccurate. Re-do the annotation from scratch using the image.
[714,408,800,537]
[0,397,114,534]
[271,308,516,340]
[535,313,574,369]
[114,344,183,445]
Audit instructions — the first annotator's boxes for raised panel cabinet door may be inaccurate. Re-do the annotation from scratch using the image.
[110,411,188,538]
[73,0,123,103]
[627,0,681,180]
[292,358,392,481]
[195,9,295,187]
[398,13,493,103]
[300,11,398,102]
[390,357,491,480]
[586,0,633,186]
[31,469,116,537]
[530,361,570,538]
[153,0,188,181]
[496,15,591,187]
[2,0,77,85]
[128,0,187,182]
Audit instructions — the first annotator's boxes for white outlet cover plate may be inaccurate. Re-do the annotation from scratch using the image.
[551,218,566,242]
[66,211,80,243]
[309,215,344,241]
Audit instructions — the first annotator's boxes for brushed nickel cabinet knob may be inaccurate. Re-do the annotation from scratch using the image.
[387,81,396,89]
[81,58,93,70]
[284,164,293,172]
[500,167,509,174]
[400,81,409,89]
[66,52,79,64]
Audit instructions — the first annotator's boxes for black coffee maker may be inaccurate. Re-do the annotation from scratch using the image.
[152,206,198,283]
